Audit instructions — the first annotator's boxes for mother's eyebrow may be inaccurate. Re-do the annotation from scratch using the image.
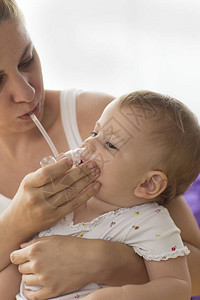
[19,42,33,62]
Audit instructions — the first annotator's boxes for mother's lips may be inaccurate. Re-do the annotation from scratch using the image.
[18,104,39,119]
[21,104,39,116]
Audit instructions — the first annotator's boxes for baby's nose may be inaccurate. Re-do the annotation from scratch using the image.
[82,137,97,153]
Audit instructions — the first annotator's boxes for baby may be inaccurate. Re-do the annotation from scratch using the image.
[17,90,200,300]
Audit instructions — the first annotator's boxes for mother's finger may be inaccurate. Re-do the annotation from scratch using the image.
[24,157,73,188]
[18,261,33,275]
[41,161,99,200]
[23,287,54,300]
[10,247,30,265]
[22,274,40,287]
[56,181,101,215]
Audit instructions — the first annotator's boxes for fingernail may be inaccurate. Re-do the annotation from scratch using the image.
[87,161,96,169]
[10,253,15,262]
[93,182,101,190]
[62,157,73,166]
[91,167,100,176]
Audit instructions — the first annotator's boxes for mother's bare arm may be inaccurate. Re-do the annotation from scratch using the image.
[166,196,200,296]
[0,264,21,300]
[91,239,149,286]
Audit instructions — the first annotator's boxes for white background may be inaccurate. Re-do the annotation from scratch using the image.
[18,0,200,121]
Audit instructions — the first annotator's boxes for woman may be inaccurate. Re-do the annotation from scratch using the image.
[0,1,199,299]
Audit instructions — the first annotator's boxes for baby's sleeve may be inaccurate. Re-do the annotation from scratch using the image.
[124,205,189,261]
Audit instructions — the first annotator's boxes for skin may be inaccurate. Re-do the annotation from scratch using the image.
[0,19,199,300]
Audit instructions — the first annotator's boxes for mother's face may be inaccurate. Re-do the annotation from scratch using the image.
[0,20,44,133]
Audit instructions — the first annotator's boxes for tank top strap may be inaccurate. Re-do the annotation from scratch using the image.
[60,89,83,149]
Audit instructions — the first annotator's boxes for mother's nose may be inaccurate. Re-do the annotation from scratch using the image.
[9,72,35,103]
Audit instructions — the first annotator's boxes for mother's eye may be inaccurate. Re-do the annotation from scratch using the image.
[19,56,34,69]
[0,75,4,86]
[0,74,6,88]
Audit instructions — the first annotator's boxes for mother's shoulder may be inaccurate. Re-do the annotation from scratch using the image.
[76,90,115,140]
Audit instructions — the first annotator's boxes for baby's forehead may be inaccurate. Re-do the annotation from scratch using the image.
[98,100,154,145]
[100,98,153,127]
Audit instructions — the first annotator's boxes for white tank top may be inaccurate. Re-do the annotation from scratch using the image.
[0,88,82,214]
[60,88,82,149]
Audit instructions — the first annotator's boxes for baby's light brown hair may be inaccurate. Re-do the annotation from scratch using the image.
[119,90,200,203]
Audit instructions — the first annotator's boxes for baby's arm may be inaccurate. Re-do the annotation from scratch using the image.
[0,263,21,300]
[83,256,191,300]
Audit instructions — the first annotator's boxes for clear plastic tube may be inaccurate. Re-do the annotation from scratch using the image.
[30,113,85,167]
[30,113,59,158]
[40,148,86,167]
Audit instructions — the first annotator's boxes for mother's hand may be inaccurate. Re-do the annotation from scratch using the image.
[9,158,100,239]
[11,235,102,300]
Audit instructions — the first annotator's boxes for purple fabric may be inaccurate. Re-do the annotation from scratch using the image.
[184,174,200,227]
[184,174,200,300]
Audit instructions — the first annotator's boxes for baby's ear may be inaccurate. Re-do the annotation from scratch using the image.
[134,171,167,199]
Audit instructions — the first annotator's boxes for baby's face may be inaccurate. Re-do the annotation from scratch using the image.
[82,99,156,207]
